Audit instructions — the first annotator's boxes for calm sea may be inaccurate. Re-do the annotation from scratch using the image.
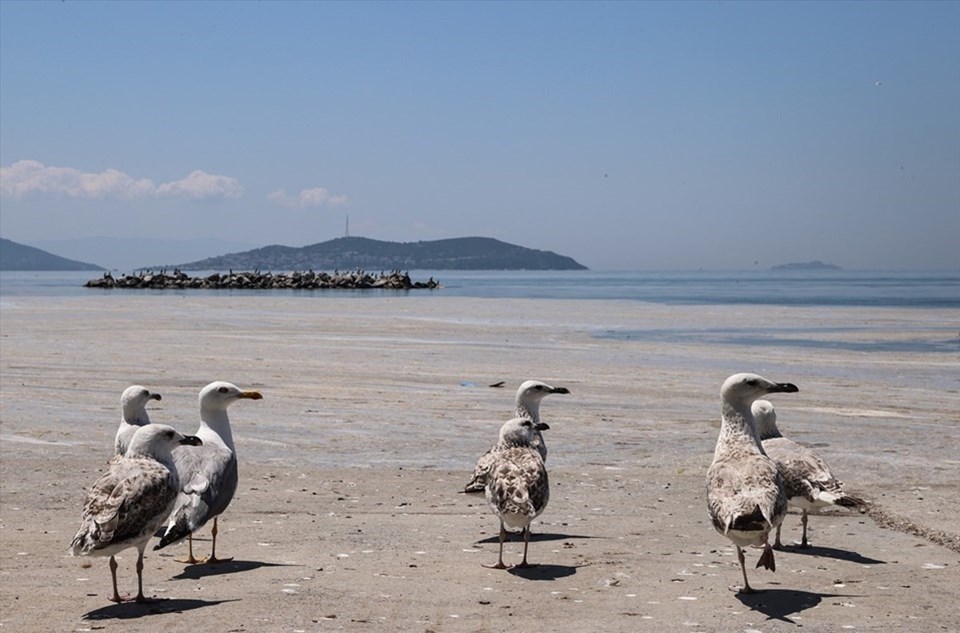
[0,269,958,308]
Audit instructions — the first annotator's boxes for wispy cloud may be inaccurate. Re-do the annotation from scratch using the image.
[0,160,243,200]
[267,187,348,209]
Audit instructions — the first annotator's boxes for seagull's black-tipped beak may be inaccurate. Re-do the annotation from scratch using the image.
[179,435,203,446]
[535,422,550,431]
[150,393,162,401]
[769,383,799,394]
[238,390,263,400]
[551,387,570,395]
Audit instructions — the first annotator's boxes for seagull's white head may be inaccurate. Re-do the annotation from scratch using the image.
[751,399,780,439]
[498,417,550,448]
[126,423,202,459]
[199,381,263,412]
[120,385,161,423]
[516,380,570,407]
[721,373,799,408]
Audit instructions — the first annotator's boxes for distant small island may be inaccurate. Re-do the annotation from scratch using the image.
[771,260,841,271]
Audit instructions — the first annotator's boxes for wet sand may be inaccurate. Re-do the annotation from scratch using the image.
[1,295,958,631]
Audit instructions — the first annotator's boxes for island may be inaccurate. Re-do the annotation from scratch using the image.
[771,260,841,271]
[165,236,587,271]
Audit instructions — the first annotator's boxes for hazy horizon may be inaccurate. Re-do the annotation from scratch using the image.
[2,2,958,271]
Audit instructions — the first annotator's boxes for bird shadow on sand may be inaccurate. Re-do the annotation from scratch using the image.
[171,559,297,580]
[507,563,584,581]
[83,597,237,621]
[779,544,887,565]
[474,532,598,545]
[736,589,855,624]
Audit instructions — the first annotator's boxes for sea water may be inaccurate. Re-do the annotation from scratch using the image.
[3,270,957,357]
[1,269,958,308]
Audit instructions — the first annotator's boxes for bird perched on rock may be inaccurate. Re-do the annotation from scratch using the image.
[463,380,569,493]
[706,373,798,593]
[753,399,868,548]
[69,424,202,603]
[114,385,163,456]
[156,381,262,564]
[483,417,550,570]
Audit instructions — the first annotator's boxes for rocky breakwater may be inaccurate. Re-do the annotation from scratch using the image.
[85,269,439,290]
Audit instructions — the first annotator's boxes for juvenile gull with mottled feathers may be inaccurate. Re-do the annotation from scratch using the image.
[753,399,868,548]
[483,417,550,570]
[69,424,202,603]
[463,380,568,493]
[706,372,797,593]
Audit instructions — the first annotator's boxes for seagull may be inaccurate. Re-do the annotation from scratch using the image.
[753,400,868,548]
[155,381,262,564]
[115,385,163,456]
[483,417,550,570]
[706,373,798,593]
[463,380,569,493]
[69,424,202,603]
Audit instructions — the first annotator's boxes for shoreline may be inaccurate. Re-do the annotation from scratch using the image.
[1,295,957,630]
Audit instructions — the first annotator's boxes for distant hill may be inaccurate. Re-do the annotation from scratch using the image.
[172,237,588,271]
[771,260,841,271]
[0,237,105,271]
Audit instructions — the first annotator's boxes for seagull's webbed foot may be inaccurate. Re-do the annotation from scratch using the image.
[199,554,233,564]
[755,543,776,572]
[133,593,163,604]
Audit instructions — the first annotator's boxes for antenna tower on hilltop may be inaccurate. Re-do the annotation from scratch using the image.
[345,214,350,238]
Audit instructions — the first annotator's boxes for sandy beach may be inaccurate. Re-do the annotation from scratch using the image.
[1,294,957,632]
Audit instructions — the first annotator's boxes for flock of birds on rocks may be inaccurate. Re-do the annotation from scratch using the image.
[69,374,868,603]
[84,269,440,291]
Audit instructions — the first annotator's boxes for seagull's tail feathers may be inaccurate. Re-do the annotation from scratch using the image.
[461,473,486,494]
[833,492,869,512]
[68,513,118,556]
[154,498,205,550]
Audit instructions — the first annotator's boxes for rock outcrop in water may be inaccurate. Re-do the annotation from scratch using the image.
[84,269,439,290]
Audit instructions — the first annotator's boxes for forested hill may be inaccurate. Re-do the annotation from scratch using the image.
[172,237,587,271]
[0,238,105,271]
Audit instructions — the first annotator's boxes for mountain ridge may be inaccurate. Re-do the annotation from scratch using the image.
[168,236,588,271]
[0,237,105,271]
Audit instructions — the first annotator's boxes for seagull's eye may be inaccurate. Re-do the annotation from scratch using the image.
[141,390,150,397]
[521,420,532,427]
[218,386,229,394]
[165,430,174,438]
[746,379,759,387]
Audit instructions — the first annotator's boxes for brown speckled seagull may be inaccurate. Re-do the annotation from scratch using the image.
[69,424,202,603]
[463,380,569,493]
[753,399,868,548]
[706,373,798,593]
[483,417,550,570]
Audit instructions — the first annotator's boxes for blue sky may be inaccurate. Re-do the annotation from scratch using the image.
[1,1,958,270]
